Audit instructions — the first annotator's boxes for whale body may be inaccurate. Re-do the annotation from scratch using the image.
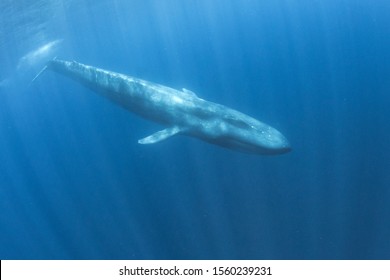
[43,58,290,155]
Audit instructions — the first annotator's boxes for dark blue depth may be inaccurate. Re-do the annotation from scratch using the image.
[0,0,389,259]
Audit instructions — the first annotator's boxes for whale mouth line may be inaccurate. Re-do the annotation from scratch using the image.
[220,138,290,155]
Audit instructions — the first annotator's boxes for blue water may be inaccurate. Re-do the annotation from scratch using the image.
[0,0,389,259]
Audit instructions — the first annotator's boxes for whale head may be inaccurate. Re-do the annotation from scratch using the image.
[198,108,291,155]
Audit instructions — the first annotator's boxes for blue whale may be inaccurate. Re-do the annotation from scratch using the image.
[41,58,290,155]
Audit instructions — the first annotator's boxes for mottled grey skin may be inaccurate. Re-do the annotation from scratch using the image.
[48,58,290,155]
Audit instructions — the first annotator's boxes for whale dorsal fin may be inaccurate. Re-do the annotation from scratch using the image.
[182,88,198,97]
[138,126,182,144]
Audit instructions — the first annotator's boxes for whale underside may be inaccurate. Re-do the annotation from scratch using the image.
[38,58,290,155]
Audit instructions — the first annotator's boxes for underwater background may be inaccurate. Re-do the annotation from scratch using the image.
[0,0,389,259]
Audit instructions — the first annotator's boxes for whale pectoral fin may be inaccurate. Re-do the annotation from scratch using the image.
[138,126,182,144]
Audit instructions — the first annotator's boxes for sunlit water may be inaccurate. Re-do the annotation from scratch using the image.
[0,0,389,259]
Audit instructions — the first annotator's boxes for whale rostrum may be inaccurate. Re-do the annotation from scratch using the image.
[41,58,290,155]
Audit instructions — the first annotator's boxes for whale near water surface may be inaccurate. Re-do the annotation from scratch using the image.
[36,58,291,155]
